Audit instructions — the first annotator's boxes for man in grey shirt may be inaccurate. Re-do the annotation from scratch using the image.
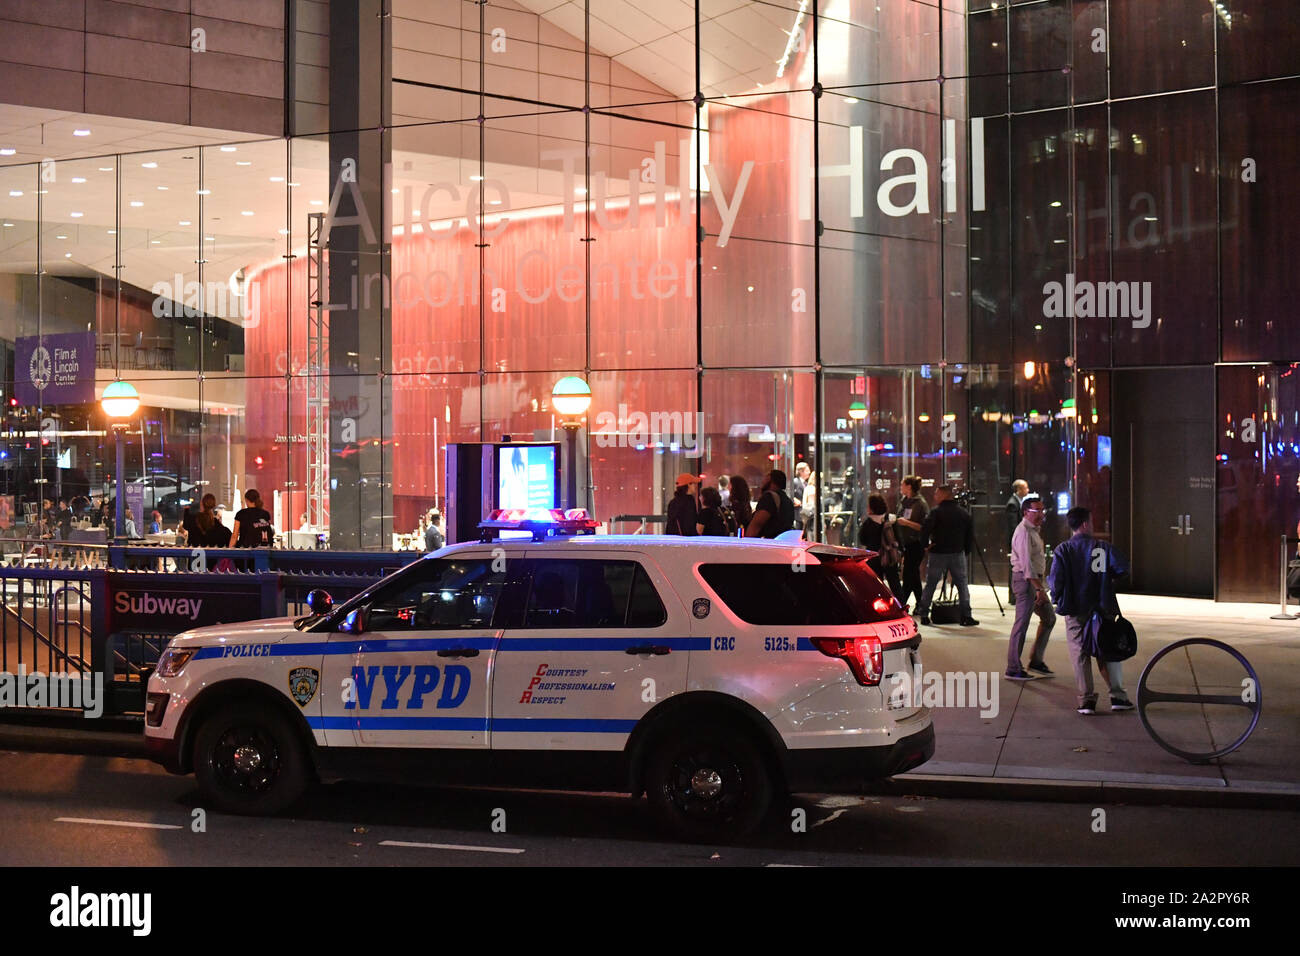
[1005,495,1055,679]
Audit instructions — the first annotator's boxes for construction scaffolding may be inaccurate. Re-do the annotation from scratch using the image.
[305,212,330,533]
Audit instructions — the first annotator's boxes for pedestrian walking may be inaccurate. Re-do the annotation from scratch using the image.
[1005,494,1055,680]
[1047,507,1134,715]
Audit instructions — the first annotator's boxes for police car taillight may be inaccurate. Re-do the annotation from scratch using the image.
[811,635,884,686]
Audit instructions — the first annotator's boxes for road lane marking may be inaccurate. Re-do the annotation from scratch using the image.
[56,817,183,830]
[379,839,525,855]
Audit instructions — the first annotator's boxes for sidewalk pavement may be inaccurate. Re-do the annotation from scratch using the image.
[1,588,1297,809]
[887,586,1300,808]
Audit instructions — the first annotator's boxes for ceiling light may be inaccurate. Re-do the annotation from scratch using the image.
[488,199,502,205]
[843,97,859,104]
[310,200,323,206]
[0,148,14,156]
[130,200,143,207]
[278,228,290,235]
[574,187,587,195]
[107,229,115,235]
[69,211,83,217]
[56,234,67,239]
[151,239,161,244]
[157,185,168,190]
[73,129,90,136]
[470,175,484,182]
[98,166,113,172]
[179,220,191,226]
[71,176,86,183]
[8,190,21,197]
[391,187,399,193]
[220,146,237,152]
[236,161,251,166]
[196,189,210,195]
[204,235,215,241]
[241,210,254,216]
[64,252,72,257]
[1050,200,1062,207]
[142,161,158,168]
[269,176,285,182]
[288,182,300,187]
[2,222,12,228]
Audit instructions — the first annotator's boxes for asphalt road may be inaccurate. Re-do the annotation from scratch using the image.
[1,749,1298,867]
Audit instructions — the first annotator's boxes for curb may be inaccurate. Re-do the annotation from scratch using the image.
[0,714,147,760]
[868,773,1300,811]
[4,718,1299,811]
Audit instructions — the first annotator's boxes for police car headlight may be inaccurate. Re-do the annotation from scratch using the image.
[156,648,196,678]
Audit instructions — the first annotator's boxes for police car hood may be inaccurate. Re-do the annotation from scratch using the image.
[170,618,299,647]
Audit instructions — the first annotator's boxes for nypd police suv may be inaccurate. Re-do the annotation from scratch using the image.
[145,508,934,839]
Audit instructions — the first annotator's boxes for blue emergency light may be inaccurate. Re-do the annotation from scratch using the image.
[478,507,599,542]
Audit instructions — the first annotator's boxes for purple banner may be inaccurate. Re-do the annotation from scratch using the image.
[15,332,96,406]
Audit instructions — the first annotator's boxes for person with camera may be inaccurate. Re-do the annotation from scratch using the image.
[1047,507,1133,715]
[914,485,978,627]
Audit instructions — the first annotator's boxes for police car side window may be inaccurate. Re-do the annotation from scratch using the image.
[521,560,665,628]
[366,559,505,630]
[698,563,859,626]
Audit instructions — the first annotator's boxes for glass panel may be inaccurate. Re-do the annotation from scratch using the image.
[1108,0,1214,98]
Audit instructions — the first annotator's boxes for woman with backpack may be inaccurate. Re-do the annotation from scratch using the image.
[860,494,904,599]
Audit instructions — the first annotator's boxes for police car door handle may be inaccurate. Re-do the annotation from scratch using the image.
[626,644,671,655]
[437,647,480,658]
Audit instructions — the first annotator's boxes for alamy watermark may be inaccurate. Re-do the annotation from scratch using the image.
[1042,272,1152,329]
[889,665,1000,719]
[0,665,104,718]
[592,404,705,457]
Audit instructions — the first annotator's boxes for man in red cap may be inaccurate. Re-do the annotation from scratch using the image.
[665,472,700,535]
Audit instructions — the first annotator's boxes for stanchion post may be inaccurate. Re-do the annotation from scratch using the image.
[1271,533,1298,620]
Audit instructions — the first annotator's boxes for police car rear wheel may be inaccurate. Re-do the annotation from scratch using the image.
[646,727,774,841]
[194,705,308,815]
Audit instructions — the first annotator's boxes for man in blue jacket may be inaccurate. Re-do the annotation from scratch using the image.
[1047,507,1134,715]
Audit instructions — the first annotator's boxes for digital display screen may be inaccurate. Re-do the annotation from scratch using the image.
[497,444,559,511]
[1097,434,1112,470]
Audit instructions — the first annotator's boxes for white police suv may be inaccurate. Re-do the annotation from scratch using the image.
[145,509,933,839]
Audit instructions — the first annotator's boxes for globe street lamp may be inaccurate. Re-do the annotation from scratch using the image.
[101,380,140,545]
[552,376,591,511]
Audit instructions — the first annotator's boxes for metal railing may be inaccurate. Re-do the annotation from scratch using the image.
[0,548,421,717]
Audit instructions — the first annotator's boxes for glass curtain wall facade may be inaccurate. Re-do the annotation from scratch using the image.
[1,1,1298,602]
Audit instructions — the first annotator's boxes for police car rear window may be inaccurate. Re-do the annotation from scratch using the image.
[698,560,900,625]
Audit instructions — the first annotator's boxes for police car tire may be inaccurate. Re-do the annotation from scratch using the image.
[193,704,309,816]
[644,724,775,841]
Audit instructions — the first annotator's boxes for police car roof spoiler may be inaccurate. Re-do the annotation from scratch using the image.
[806,543,875,561]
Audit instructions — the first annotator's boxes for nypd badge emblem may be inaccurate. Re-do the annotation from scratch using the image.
[288,666,319,707]
[692,598,711,619]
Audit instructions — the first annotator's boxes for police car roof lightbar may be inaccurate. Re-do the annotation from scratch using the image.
[478,508,599,542]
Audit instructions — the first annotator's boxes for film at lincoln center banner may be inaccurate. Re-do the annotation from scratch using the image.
[15,332,96,406]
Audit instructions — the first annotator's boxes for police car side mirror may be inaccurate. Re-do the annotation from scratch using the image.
[306,589,334,617]
[340,607,367,634]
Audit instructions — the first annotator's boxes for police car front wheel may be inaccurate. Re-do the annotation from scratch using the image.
[193,705,309,815]
[645,726,775,841]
